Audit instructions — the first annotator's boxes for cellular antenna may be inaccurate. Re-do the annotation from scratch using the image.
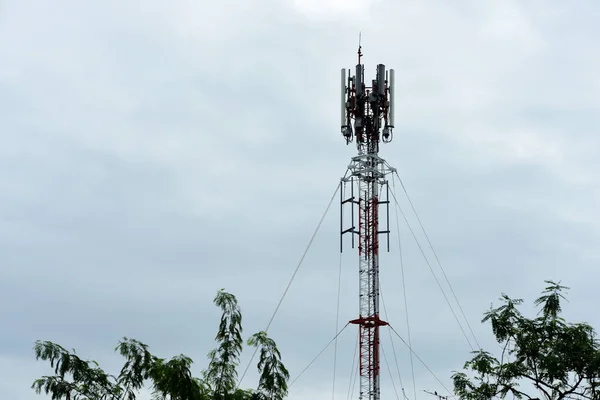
[340,48,396,400]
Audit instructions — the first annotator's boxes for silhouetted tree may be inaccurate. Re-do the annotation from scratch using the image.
[32,289,288,400]
[452,281,600,400]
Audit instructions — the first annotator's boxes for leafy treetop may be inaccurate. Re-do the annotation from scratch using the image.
[452,281,600,400]
[32,289,289,400]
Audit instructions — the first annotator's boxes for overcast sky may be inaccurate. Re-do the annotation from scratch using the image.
[1,1,599,399]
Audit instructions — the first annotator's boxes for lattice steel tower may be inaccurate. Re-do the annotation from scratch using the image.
[340,44,396,400]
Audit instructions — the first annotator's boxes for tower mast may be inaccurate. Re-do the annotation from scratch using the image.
[340,44,396,400]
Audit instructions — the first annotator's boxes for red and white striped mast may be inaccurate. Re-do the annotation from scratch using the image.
[340,42,396,400]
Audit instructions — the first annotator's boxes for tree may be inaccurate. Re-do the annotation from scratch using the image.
[32,289,289,400]
[452,281,600,400]
[247,332,289,400]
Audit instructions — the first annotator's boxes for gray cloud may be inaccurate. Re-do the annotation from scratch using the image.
[1,0,599,399]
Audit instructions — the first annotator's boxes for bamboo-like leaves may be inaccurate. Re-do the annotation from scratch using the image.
[115,337,156,400]
[150,355,206,400]
[32,341,116,399]
[205,289,244,399]
[248,331,289,400]
[31,290,289,400]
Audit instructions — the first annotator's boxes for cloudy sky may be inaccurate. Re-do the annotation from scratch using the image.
[1,0,599,399]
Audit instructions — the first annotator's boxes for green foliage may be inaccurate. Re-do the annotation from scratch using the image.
[32,290,288,400]
[205,289,244,399]
[452,281,600,400]
[32,341,117,400]
[248,332,289,400]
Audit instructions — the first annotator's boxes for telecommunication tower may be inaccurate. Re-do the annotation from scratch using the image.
[340,42,396,400]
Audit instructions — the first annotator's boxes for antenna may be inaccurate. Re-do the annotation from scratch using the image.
[341,41,394,146]
[424,389,450,400]
[358,31,362,64]
[340,45,397,400]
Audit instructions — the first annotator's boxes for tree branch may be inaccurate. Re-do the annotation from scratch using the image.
[499,340,510,367]
[521,373,554,400]
[509,387,534,400]
[558,374,585,400]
